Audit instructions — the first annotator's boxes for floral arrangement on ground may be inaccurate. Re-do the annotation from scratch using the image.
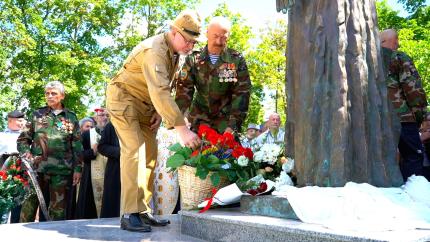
[0,156,31,223]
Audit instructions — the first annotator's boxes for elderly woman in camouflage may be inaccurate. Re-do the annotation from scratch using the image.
[17,81,83,221]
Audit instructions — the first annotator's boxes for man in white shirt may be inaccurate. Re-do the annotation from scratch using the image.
[0,110,26,165]
[254,113,285,146]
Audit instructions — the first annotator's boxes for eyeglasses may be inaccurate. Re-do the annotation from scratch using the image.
[178,31,196,46]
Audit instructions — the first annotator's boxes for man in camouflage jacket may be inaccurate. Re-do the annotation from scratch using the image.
[17,81,83,221]
[175,16,251,134]
[381,29,427,181]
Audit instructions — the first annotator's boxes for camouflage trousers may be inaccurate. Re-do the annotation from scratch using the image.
[20,173,73,222]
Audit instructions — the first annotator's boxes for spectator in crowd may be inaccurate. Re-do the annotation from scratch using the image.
[98,121,121,218]
[175,16,252,136]
[0,110,26,166]
[0,110,26,223]
[241,123,259,148]
[76,108,109,219]
[79,117,95,133]
[17,81,83,222]
[381,29,427,181]
[419,114,430,180]
[94,107,109,132]
[254,113,285,146]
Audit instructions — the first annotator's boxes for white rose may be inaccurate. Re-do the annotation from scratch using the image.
[237,155,249,167]
[254,151,264,162]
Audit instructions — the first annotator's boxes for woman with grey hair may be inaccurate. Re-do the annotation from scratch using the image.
[17,81,83,221]
[79,117,95,133]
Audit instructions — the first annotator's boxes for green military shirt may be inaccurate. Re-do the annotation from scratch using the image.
[17,106,83,175]
[175,46,252,133]
[383,47,427,123]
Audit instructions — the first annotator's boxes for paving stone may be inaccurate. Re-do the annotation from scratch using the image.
[0,214,204,241]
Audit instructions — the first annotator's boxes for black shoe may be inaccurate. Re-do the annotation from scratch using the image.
[140,213,170,226]
[120,213,152,232]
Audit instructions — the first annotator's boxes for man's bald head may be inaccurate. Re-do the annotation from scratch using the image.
[380,29,399,51]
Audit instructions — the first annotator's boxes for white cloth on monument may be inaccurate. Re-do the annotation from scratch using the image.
[273,175,430,232]
[0,128,21,155]
[152,127,180,215]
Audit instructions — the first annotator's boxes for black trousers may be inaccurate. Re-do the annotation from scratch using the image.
[398,122,424,181]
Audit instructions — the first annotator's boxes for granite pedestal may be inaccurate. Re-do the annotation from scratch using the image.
[180,208,430,242]
[240,195,298,220]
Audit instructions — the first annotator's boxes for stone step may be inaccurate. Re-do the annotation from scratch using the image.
[0,214,204,241]
[180,208,430,242]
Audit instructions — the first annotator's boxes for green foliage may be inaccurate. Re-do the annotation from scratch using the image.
[397,0,427,13]
[376,0,405,30]
[113,0,200,61]
[0,0,199,129]
[247,19,288,124]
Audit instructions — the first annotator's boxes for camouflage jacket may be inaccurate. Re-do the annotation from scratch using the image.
[382,47,427,123]
[17,106,83,175]
[175,46,252,133]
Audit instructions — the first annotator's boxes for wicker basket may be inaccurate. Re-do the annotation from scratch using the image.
[178,165,230,210]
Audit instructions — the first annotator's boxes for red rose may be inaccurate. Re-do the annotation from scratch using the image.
[257,182,268,193]
[207,133,222,145]
[244,148,253,159]
[221,132,238,149]
[247,189,258,196]
[232,146,245,158]
[198,124,214,138]
[191,150,199,157]
[0,170,7,180]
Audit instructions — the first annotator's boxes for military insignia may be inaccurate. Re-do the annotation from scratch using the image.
[179,69,188,81]
[56,117,74,134]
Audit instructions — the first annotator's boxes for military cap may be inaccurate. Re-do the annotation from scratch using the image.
[247,123,259,131]
[7,110,25,118]
[171,9,202,42]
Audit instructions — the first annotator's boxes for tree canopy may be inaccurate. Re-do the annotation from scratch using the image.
[0,0,199,129]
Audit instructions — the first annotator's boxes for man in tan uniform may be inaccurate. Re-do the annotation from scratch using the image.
[106,10,202,232]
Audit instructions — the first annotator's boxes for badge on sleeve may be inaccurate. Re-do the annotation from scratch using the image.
[179,69,188,80]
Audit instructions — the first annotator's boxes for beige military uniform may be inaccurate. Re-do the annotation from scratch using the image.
[106,33,185,215]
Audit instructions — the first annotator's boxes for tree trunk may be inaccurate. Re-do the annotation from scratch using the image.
[285,0,403,187]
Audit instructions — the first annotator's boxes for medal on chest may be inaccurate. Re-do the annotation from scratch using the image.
[218,63,237,83]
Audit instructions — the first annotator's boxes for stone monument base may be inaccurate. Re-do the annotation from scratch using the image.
[240,195,298,220]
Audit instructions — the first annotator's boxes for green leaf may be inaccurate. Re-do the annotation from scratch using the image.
[196,166,209,180]
[166,154,185,169]
[177,147,192,158]
[168,143,184,152]
[207,163,221,170]
[207,155,219,164]
[210,173,221,186]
